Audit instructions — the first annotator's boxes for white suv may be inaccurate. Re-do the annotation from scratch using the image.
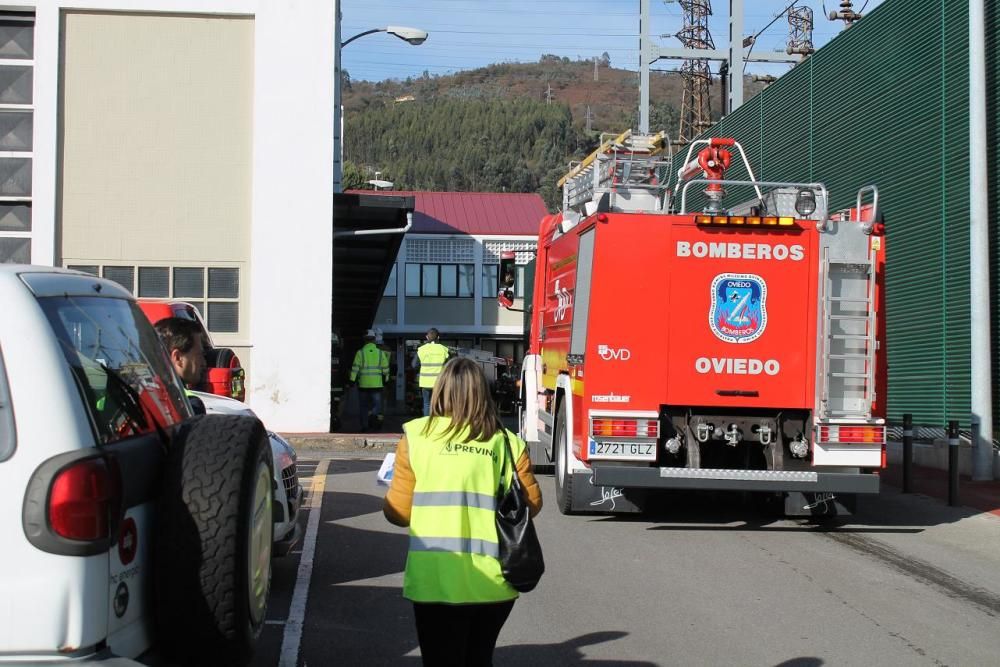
[0,266,273,665]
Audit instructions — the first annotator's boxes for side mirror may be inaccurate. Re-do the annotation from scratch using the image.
[498,251,516,291]
[188,394,207,416]
[497,251,516,309]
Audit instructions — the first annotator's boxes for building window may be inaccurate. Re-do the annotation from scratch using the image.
[0,236,28,263]
[67,264,98,276]
[65,263,241,334]
[175,267,240,331]
[0,12,33,266]
[406,238,475,263]
[405,263,420,297]
[138,267,169,298]
[384,265,397,297]
[173,267,204,298]
[102,266,135,293]
[440,264,457,297]
[208,267,239,299]
[458,265,475,297]
[207,302,239,333]
[483,265,498,296]
[407,263,474,297]
[421,264,438,295]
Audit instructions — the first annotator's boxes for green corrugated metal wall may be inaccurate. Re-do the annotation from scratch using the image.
[689,0,993,430]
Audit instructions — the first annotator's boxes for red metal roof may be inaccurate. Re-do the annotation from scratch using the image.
[345,191,547,236]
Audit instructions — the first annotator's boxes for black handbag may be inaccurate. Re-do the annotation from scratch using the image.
[495,425,544,592]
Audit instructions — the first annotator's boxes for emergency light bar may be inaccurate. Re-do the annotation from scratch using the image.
[591,418,659,439]
[816,424,886,445]
[695,215,797,227]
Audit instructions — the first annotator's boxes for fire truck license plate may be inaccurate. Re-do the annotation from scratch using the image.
[589,440,656,460]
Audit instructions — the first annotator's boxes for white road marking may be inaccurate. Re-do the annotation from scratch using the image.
[265,619,286,625]
[279,458,330,667]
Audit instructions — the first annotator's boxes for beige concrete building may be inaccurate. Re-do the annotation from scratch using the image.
[0,1,338,432]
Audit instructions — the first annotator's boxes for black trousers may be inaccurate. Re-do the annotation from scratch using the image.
[412,599,515,667]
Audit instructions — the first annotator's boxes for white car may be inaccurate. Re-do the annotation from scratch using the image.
[189,390,302,555]
[0,266,272,665]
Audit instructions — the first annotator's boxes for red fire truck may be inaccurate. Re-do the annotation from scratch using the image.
[500,131,886,516]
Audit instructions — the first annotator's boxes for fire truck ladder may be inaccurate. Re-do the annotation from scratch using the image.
[559,130,672,214]
[818,247,878,421]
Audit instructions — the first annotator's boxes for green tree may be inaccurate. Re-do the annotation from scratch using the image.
[342,160,365,191]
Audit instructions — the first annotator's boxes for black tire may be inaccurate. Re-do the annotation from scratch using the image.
[155,414,274,666]
[553,401,575,515]
[206,347,238,369]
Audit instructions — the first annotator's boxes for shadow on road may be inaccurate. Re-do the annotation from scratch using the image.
[388,630,658,666]
[493,631,657,666]
[323,490,386,523]
[572,486,983,533]
[302,478,415,664]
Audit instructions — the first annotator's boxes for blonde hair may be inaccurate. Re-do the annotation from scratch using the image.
[422,357,500,442]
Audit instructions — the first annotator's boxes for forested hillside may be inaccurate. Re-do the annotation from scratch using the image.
[342,57,765,209]
[345,98,588,208]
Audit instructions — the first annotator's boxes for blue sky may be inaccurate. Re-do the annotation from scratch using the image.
[341,0,887,83]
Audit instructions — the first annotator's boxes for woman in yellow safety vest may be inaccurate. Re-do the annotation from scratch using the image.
[384,357,542,666]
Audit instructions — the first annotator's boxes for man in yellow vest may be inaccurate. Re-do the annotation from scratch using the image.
[412,327,449,416]
[349,329,390,432]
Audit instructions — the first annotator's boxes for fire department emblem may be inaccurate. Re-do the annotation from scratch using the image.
[709,273,767,343]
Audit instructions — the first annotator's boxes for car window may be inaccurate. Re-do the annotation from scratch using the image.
[37,295,192,445]
[0,343,14,461]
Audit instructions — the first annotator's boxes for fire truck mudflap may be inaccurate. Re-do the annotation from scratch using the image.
[507,133,886,517]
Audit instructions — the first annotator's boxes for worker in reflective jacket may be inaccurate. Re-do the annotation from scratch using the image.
[349,329,389,432]
[412,327,449,416]
[384,357,542,665]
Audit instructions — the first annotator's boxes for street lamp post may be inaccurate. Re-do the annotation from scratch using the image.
[334,21,428,193]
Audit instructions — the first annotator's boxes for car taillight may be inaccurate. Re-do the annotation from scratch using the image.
[49,458,121,541]
[231,368,246,400]
[817,424,885,444]
[591,418,658,438]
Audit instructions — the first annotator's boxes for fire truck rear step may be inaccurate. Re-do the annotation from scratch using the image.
[590,465,880,494]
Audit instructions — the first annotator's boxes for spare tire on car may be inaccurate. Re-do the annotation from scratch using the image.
[154,414,274,665]
[206,347,239,369]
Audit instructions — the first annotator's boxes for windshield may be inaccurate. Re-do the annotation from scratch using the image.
[38,295,191,445]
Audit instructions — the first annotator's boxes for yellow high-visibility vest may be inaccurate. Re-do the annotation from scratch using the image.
[351,343,387,389]
[416,342,449,389]
[402,416,526,603]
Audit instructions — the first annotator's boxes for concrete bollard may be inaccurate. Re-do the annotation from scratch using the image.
[948,420,960,507]
[902,414,913,493]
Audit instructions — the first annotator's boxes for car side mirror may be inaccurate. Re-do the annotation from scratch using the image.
[497,251,516,309]
[188,394,207,416]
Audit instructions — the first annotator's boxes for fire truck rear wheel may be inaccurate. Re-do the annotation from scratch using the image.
[554,401,574,515]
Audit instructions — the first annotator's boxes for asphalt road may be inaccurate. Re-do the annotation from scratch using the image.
[253,456,1000,666]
